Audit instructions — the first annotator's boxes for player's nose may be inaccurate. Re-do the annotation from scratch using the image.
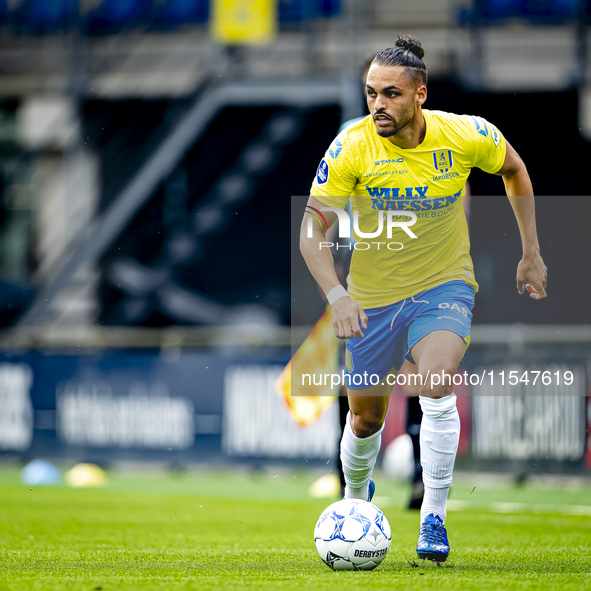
[374,95,387,110]
[374,100,390,117]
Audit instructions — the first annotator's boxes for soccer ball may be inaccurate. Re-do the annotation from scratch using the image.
[314,498,391,570]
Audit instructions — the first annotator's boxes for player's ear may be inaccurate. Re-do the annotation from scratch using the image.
[417,85,427,105]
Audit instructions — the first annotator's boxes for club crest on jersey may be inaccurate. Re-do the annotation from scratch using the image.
[433,150,453,174]
[317,159,330,185]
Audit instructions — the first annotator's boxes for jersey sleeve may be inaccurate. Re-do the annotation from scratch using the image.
[310,132,358,209]
[469,116,507,174]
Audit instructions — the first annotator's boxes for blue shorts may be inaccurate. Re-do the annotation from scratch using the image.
[344,280,475,389]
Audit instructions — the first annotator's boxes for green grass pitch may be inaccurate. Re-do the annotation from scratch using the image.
[0,465,590,590]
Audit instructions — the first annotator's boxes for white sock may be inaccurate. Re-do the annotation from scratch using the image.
[419,394,460,524]
[421,485,450,523]
[340,411,384,500]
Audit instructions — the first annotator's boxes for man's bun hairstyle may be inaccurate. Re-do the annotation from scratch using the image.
[372,34,427,85]
[395,34,425,60]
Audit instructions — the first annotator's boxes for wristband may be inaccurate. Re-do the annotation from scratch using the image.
[326,285,349,306]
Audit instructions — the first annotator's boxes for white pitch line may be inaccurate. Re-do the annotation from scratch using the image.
[446,499,591,515]
[491,502,591,515]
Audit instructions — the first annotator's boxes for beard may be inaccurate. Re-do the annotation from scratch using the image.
[374,112,413,138]
[375,125,398,138]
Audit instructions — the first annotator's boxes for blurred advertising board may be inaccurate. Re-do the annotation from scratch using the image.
[0,339,588,472]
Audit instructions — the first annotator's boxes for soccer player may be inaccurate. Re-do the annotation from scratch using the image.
[300,34,547,562]
[335,55,473,508]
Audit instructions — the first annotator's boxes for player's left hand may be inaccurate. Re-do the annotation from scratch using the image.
[516,251,547,300]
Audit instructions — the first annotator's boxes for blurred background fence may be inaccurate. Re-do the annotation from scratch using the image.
[0,0,590,475]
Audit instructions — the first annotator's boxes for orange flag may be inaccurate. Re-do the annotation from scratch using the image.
[275,305,339,427]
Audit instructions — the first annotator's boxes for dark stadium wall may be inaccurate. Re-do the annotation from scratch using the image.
[430,84,591,324]
[87,86,591,326]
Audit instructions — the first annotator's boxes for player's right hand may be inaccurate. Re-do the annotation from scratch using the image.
[332,297,368,339]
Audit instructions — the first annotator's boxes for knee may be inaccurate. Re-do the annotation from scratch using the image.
[419,366,456,399]
[350,411,384,438]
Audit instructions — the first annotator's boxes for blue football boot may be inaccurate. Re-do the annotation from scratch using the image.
[367,479,375,502]
[416,514,450,562]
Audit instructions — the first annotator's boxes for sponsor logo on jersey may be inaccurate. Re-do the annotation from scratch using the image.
[433,150,453,174]
[366,186,428,198]
[328,139,343,159]
[491,125,501,147]
[364,187,463,214]
[471,116,489,137]
[364,170,408,177]
[316,159,329,184]
[374,158,404,165]
[433,171,459,181]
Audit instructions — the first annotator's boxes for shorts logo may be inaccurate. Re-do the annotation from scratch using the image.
[316,159,329,185]
[433,150,453,174]
[346,350,354,373]
[438,302,469,318]
[437,315,465,326]
[328,139,343,159]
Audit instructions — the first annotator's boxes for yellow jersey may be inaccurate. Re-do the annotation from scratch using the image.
[310,109,506,309]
